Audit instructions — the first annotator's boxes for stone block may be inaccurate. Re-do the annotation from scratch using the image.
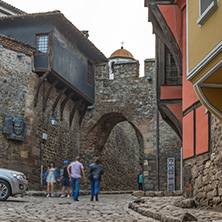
[181,212,198,221]
[164,191,174,196]
[173,190,183,196]
[154,191,164,197]
[133,191,144,197]
[180,199,196,208]
[213,196,221,205]
[144,149,154,154]
[145,191,155,197]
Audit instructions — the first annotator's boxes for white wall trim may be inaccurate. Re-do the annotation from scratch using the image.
[187,41,222,81]
[197,0,219,27]
[193,59,222,119]
[194,59,222,85]
[186,0,189,81]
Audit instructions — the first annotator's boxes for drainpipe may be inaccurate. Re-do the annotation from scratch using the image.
[156,110,160,191]
[180,146,183,191]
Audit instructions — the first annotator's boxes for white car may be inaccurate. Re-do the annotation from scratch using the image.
[0,168,28,201]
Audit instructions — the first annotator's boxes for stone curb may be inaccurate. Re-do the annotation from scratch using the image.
[129,202,181,222]
[26,190,133,197]
[133,190,183,198]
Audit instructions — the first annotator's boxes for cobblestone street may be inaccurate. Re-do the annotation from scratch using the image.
[0,194,158,222]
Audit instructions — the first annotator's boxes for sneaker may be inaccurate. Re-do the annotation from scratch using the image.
[46,194,50,198]
[51,194,54,197]
[61,194,66,198]
[67,194,70,198]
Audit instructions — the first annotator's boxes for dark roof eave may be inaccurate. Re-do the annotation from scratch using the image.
[0,0,25,14]
[0,11,107,63]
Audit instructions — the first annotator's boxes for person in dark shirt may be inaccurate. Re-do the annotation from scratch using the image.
[60,160,71,198]
[87,158,104,201]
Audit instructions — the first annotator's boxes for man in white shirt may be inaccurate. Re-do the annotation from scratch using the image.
[67,156,86,201]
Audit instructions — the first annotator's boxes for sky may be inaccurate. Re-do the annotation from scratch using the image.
[5,0,155,75]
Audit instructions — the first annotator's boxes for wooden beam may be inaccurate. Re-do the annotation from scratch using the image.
[52,86,68,114]
[69,99,83,127]
[145,0,175,7]
[159,98,182,105]
[201,83,222,88]
[43,79,59,111]
[60,92,75,121]
[34,71,49,107]
[158,104,182,139]
[149,5,182,76]
[79,105,87,126]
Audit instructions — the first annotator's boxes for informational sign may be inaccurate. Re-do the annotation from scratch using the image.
[167,157,175,191]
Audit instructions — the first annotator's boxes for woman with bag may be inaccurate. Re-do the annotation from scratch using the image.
[87,158,104,201]
[42,161,60,197]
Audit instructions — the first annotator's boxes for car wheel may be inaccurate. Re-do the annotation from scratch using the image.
[0,179,10,201]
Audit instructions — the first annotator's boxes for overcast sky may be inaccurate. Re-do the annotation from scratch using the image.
[5,0,155,75]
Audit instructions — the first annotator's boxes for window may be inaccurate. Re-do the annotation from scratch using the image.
[36,34,49,53]
[165,47,181,85]
[197,0,219,26]
[87,61,94,85]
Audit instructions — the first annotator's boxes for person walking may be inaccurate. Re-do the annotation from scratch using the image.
[87,158,104,201]
[67,156,86,201]
[137,171,143,191]
[60,160,71,198]
[42,162,60,197]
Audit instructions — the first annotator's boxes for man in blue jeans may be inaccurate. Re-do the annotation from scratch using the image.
[67,156,86,201]
[87,158,104,201]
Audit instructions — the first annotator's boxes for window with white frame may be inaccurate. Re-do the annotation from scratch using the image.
[197,0,219,26]
[36,34,49,54]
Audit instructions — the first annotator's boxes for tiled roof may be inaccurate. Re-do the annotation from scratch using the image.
[0,34,35,56]
[0,10,107,63]
[0,0,25,14]
[110,46,134,59]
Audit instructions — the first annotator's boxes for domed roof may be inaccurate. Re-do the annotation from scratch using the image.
[110,46,134,59]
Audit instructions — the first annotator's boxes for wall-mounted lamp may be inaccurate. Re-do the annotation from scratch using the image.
[51,116,57,126]
[146,76,152,81]
[17,53,26,57]
[42,133,48,140]
[87,105,94,110]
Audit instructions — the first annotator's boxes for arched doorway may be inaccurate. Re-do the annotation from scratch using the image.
[84,112,144,191]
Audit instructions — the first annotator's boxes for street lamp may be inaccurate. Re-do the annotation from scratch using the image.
[51,116,57,126]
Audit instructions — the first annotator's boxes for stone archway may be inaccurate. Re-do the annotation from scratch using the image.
[101,121,144,191]
[81,112,144,191]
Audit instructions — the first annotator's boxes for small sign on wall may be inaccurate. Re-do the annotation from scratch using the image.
[167,157,175,191]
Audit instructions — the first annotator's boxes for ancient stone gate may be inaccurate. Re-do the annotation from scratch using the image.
[80,59,182,191]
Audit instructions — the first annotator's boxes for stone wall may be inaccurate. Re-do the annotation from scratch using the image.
[80,59,182,191]
[183,114,222,209]
[100,121,143,191]
[0,43,182,191]
[0,44,82,189]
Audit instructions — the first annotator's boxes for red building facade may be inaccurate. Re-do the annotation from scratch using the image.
[145,0,210,194]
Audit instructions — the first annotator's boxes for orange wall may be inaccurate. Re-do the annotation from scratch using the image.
[183,111,194,159]
[196,106,209,155]
[159,2,209,159]
[161,86,182,100]
[159,5,183,50]
[167,105,183,122]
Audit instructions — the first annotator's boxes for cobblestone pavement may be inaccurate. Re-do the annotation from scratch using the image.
[129,196,222,222]
[0,194,158,222]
